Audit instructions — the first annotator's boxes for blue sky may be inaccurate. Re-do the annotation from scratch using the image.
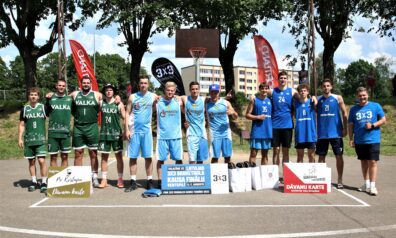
[1,13,395,76]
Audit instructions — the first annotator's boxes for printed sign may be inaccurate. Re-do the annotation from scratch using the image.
[283,163,331,194]
[162,164,211,195]
[47,166,92,198]
[210,164,229,194]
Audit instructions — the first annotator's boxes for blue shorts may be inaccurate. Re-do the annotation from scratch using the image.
[250,138,271,150]
[187,136,209,162]
[156,139,183,161]
[211,138,232,158]
[128,133,153,159]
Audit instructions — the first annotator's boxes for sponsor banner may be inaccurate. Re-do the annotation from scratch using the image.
[162,164,211,195]
[254,35,279,88]
[151,57,185,95]
[47,166,92,198]
[284,163,331,194]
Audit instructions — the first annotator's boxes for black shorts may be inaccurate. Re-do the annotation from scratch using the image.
[355,143,380,161]
[295,142,316,149]
[272,129,293,148]
[315,138,343,156]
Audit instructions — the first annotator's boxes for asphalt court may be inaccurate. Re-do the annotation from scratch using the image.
[1,154,396,237]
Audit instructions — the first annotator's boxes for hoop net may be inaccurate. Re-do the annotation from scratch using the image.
[189,47,207,64]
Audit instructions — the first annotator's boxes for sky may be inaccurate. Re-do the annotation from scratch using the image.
[1,12,395,78]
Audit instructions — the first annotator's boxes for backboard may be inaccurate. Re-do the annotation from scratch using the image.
[175,29,220,58]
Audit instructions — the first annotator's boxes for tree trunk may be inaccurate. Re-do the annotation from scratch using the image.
[218,33,239,94]
[22,53,38,99]
[322,43,335,82]
[129,51,144,93]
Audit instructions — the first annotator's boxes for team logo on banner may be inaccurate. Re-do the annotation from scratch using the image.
[151,57,185,95]
[253,35,279,88]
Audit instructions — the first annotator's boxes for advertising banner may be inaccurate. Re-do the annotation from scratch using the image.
[254,35,279,88]
[47,166,92,198]
[151,57,185,95]
[283,163,331,194]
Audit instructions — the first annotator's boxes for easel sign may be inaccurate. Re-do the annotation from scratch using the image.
[47,166,92,198]
[283,163,331,194]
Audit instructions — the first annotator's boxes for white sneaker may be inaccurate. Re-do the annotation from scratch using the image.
[92,178,100,188]
[370,187,378,196]
[358,184,370,193]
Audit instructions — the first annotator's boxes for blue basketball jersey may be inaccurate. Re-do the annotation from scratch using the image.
[250,96,272,139]
[295,98,317,143]
[206,99,231,140]
[348,102,385,144]
[271,87,293,129]
[317,94,343,139]
[185,96,207,139]
[129,91,155,134]
[157,97,182,140]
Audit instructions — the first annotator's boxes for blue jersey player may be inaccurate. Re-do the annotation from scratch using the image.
[181,82,209,164]
[315,79,348,188]
[206,84,238,164]
[294,84,317,163]
[348,87,386,196]
[125,76,158,191]
[245,82,272,165]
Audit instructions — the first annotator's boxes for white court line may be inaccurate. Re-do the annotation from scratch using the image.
[32,204,368,208]
[1,224,396,238]
[334,187,370,207]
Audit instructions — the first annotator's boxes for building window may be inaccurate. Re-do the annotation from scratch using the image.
[247,72,253,76]
[239,70,245,75]
[239,85,245,90]
[214,77,220,82]
[247,87,253,90]
[221,86,225,89]
[214,70,220,74]
[247,79,253,83]
[200,69,211,74]
[239,78,244,82]
[254,80,256,83]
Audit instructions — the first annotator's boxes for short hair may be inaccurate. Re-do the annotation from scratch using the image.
[165,81,177,89]
[82,75,91,82]
[297,84,310,92]
[189,81,200,88]
[278,71,288,79]
[29,87,40,97]
[139,75,149,81]
[356,86,368,94]
[321,78,333,86]
[57,79,66,84]
[258,82,269,89]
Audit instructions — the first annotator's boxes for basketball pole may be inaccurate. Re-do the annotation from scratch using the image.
[195,57,200,82]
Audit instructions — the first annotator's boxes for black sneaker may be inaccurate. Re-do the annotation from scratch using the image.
[158,180,162,189]
[124,179,138,192]
[40,183,47,193]
[28,182,38,192]
[147,179,154,189]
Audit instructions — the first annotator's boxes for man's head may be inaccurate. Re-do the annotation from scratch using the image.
[356,86,368,105]
[56,79,67,95]
[297,84,310,99]
[321,78,333,95]
[102,83,116,99]
[81,76,92,92]
[258,82,270,96]
[164,81,177,99]
[28,87,40,104]
[278,71,288,87]
[189,81,200,97]
[209,84,220,100]
[139,75,149,92]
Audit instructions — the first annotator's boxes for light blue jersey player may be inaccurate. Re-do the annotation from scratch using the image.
[125,76,157,191]
[294,84,317,163]
[246,82,272,165]
[182,82,209,164]
[155,81,183,186]
[206,84,238,164]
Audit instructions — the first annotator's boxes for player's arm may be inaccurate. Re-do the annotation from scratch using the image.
[348,122,355,147]
[292,88,300,100]
[180,96,187,114]
[366,114,386,130]
[245,95,264,121]
[119,102,126,120]
[124,95,133,140]
[226,101,238,120]
[311,95,318,106]
[69,90,78,99]
[338,95,348,137]
[18,109,25,149]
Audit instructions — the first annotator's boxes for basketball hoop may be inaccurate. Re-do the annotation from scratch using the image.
[189,47,207,64]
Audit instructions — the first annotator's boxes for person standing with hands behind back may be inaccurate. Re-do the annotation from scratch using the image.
[348,87,386,196]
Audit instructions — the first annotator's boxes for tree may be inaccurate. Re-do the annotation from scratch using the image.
[0,1,92,97]
[0,57,10,89]
[174,0,284,93]
[342,59,374,97]
[96,0,176,93]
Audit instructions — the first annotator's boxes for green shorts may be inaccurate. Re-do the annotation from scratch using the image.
[48,137,71,154]
[98,138,123,154]
[72,123,99,150]
[24,144,46,159]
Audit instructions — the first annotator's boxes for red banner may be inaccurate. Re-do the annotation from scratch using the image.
[254,35,279,88]
[69,40,98,91]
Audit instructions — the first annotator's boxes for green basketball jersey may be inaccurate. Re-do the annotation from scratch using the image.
[20,103,46,146]
[47,94,72,138]
[73,91,99,125]
[100,100,122,141]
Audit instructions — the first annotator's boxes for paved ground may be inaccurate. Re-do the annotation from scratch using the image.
[1,153,396,238]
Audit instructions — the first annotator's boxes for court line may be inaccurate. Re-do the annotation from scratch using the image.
[31,204,368,208]
[333,187,370,207]
[1,224,396,237]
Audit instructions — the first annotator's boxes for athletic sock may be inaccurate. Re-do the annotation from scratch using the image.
[370,181,376,188]
[32,176,37,183]
[131,175,137,181]
[41,177,47,184]
[92,172,98,179]
[365,179,370,188]
[102,171,107,179]
[118,173,123,179]
[147,176,153,180]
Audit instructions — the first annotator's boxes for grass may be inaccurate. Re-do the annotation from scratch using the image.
[1,100,395,160]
